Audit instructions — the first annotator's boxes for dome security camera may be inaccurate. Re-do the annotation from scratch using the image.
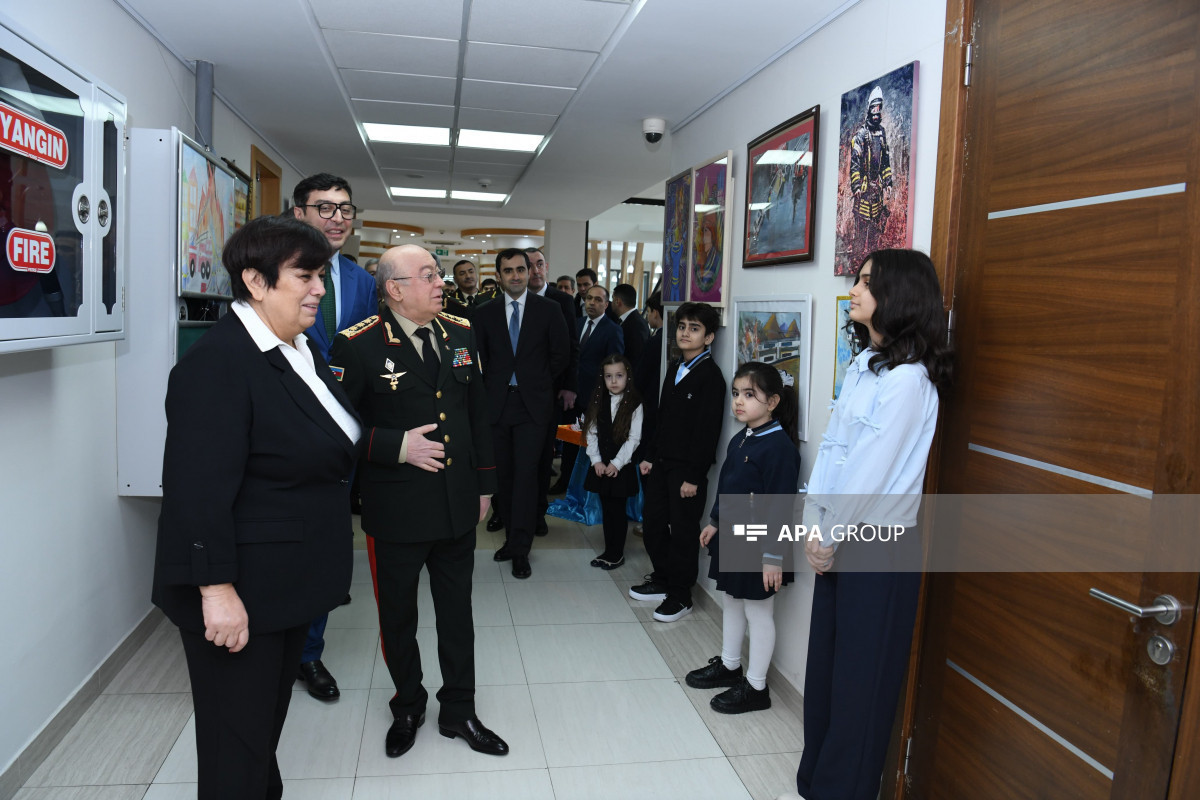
[642,117,666,144]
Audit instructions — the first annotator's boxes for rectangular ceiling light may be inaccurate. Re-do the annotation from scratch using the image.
[390,187,447,198]
[457,129,543,152]
[365,123,450,146]
[450,190,508,202]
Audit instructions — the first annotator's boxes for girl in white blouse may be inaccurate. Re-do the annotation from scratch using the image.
[791,249,952,800]
[582,354,644,570]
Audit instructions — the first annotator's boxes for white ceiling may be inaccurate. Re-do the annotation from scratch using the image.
[122,0,853,232]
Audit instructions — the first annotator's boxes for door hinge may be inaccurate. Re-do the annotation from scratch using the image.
[963,43,974,87]
[904,735,913,775]
[947,307,955,345]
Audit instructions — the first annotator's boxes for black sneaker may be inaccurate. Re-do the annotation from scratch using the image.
[629,576,667,602]
[685,656,743,689]
[652,597,693,622]
[710,678,771,714]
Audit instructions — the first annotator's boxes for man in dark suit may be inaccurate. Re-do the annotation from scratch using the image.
[633,290,664,455]
[524,247,579,519]
[291,172,378,701]
[474,249,570,578]
[330,244,508,759]
[611,283,650,367]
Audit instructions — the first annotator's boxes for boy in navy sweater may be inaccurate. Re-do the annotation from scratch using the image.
[633,302,726,621]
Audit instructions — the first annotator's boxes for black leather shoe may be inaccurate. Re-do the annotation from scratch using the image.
[494,544,514,562]
[685,656,743,689]
[535,517,549,537]
[438,716,509,756]
[385,712,425,757]
[297,660,339,701]
[340,593,352,606]
[711,677,771,714]
[547,478,570,495]
[511,555,531,579]
[486,511,504,532]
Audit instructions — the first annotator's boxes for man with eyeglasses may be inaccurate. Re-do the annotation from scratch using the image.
[330,244,509,760]
[291,173,378,703]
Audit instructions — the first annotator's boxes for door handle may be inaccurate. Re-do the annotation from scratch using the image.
[1089,588,1181,626]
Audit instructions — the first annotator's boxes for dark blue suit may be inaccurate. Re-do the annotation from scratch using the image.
[575,314,624,410]
[301,253,377,662]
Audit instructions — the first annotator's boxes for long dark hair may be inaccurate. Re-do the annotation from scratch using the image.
[845,248,953,389]
[733,361,799,445]
[582,354,642,446]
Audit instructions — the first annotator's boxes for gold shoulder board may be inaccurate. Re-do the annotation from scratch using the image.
[438,312,471,329]
[340,316,379,339]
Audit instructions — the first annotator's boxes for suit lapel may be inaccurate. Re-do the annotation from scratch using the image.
[262,347,355,451]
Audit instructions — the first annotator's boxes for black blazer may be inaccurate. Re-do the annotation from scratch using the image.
[543,285,579,397]
[621,311,651,366]
[475,291,570,426]
[330,307,497,542]
[576,314,624,410]
[645,354,726,485]
[152,312,359,635]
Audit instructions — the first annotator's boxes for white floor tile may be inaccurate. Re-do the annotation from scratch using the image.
[505,581,636,626]
[15,788,149,800]
[146,778,355,800]
[326,589,382,630]
[277,689,371,778]
[530,679,722,767]
[352,769,554,799]
[355,686,546,776]
[152,716,195,783]
[550,758,753,800]
[351,549,372,585]
[516,623,672,684]
[729,751,803,800]
[419,550,504,584]
[301,627,381,691]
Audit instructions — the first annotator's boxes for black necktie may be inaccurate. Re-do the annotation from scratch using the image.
[415,327,440,384]
[580,319,594,348]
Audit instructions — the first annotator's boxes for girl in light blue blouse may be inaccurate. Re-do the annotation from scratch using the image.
[791,249,952,800]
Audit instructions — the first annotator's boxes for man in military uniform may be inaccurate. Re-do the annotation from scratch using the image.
[330,244,509,760]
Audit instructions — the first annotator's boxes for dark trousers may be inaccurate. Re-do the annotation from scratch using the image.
[367,530,477,724]
[796,568,921,800]
[599,494,629,559]
[492,392,548,556]
[301,613,326,663]
[641,464,707,603]
[180,622,308,800]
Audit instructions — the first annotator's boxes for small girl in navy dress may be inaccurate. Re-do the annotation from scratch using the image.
[582,353,643,570]
[685,361,800,714]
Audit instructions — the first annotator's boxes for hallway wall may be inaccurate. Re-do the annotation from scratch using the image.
[0,1,300,777]
[670,0,948,691]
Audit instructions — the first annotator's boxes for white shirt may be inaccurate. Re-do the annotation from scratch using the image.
[618,308,635,323]
[231,300,361,444]
[503,290,528,332]
[579,315,602,341]
[803,348,938,542]
[586,394,644,470]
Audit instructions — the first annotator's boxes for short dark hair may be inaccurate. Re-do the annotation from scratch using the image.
[556,275,575,289]
[453,259,475,270]
[576,267,598,283]
[646,290,663,315]
[292,173,352,207]
[675,301,720,339]
[524,247,544,255]
[612,283,637,309]
[496,248,531,270]
[480,277,497,289]
[585,284,609,301]
[226,215,332,302]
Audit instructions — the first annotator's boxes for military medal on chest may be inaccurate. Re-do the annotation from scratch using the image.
[451,347,473,367]
[381,358,405,390]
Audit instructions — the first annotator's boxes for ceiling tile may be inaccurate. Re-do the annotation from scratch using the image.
[457,107,557,135]
[452,160,526,178]
[453,148,535,166]
[450,175,517,194]
[325,30,460,76]
[460,79,574,116]
[465,42,596,88]
[310,0,464,39]
[377,155,453,171]
[382,167,451,183]
[468,0,628,50]
[343,70,457,105]
[353,99,455,128]
[373,143,453,165]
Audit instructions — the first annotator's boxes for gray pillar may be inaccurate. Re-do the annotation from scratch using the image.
[194,60,214,148]
[543,219,588,278]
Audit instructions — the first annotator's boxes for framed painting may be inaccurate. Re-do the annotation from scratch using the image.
[833,295,854,399]
[834,62,918,276]
[743,105,819,267]
[733,295,813,441]
[690,150,733,308]
[661,168,692,302]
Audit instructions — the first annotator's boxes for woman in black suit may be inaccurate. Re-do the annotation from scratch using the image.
[152,215,361,800]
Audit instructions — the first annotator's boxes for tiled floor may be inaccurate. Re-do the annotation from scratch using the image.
[16,514,802,800]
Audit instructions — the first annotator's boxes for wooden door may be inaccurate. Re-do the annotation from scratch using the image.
[904,0,1200,797]
[250,144,282,218]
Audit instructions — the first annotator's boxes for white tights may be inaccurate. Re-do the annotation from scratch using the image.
[720,593,776,690]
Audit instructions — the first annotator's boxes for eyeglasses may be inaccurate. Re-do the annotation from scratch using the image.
[391,270,444,285]
[298,202,358,220]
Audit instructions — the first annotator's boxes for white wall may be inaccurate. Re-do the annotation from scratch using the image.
[0,0,297,775]
[670,0,947,692]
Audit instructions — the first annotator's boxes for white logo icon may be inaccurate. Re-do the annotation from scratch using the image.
[733,524,768,542]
